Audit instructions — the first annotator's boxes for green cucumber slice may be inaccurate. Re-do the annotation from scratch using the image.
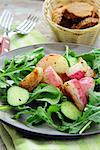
[61,101,82,120]
[7,86,29,106]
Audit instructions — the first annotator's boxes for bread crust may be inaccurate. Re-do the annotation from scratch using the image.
[71,17,99,29]
[64,2,94,19]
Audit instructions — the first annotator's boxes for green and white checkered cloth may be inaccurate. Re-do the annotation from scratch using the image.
[0,29,100,150]
[10,30,46,50]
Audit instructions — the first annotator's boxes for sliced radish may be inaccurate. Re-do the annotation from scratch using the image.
[64,79,87,111]
[58,73,69,82]
[79,77,95,95]
[43,66,63,89]
[67,63,85,80]
[78,57,95,77]
[67,57,95,80]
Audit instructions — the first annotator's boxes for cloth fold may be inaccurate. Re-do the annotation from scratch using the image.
[0,124,100,150]
[0,29,100,150]
[0,124,15,150]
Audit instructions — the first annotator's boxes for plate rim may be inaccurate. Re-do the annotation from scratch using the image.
[0,119,100,139]
[0,41,98,57]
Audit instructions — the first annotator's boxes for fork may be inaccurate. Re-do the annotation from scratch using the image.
[0,10,13,54]
[8,14,39,38]
[0,10,13,35]
[0,10,39,54]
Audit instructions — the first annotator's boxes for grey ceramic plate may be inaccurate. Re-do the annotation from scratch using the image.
[0,42,100,139]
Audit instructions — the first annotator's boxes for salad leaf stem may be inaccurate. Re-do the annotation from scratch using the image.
[79,121,92,134]
[0,105,12,110]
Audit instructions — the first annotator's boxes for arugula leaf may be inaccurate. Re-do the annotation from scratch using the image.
[95,78,100,85]
[89,91,100,106]
[64,46,77,67]
[13,106,43,125]
[0,88,7,102]
[78,49,100,75]
[13,109,34,120]
[89,111,100,123]
[36,106,62,128]
[0,80,9,88]
[29,84,62,104]
[36,107,53,125]
[47,105,63,126]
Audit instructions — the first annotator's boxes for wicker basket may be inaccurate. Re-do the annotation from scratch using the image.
[43,0,100,45]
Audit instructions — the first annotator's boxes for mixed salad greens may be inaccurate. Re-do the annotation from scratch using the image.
[0,46,100,134]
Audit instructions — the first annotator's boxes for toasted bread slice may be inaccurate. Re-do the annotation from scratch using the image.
[64,2,94,20]
[52,6,65,24]
[71,17,99,29]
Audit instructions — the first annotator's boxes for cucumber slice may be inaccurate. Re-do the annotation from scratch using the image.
[7,86,29,106]
[61,101,82,120]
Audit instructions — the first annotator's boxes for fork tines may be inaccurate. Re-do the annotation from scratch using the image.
[16,14,39,34]
[0,10,13,31]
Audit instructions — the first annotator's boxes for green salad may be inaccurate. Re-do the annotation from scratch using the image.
[0,46,100,134]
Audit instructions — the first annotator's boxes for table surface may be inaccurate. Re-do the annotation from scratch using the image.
[0,0,100,149]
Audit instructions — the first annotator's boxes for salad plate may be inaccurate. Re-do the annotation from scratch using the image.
[0,42,100,139]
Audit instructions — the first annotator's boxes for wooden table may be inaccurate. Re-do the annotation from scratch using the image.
[0,0,100,149]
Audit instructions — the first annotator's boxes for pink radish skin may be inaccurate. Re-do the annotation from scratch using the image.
[72,79,87,106]
[43,66,63,89]
[64,79,87,111]
[69,71,85,80]
[67,57,95,80]
[79,77,95,95]
[67,63,85,80]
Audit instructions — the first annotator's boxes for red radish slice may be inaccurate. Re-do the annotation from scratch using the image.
[59,73,69,82]
[79,77,95,95]
[67,57,95,80]
[43,66,63,89]
[67,63,85,80]
[64,79,87,111]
